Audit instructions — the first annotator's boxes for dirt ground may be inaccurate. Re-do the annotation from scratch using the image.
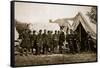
[15,52,97,66]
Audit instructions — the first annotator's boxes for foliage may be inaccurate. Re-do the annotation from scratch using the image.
[15,20,30,35]
[86,7,97,24]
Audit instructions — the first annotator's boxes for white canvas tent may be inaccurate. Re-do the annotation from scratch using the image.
[51,12,96,39]
[72,12,96,39]
[52,18,72,34]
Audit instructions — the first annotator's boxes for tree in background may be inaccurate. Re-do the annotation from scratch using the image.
[15,20,31,38]
[86,7,97,24]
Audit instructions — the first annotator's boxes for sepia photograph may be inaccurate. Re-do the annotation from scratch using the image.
[11,1,97,67]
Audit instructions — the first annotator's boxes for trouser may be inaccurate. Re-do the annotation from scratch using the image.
[59,45,63,54]
[69,44,74,54]
[53,41,58,53]
[43,44,48,54]
[37,46,41,55]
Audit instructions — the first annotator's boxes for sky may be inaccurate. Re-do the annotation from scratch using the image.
[15,2,92,24]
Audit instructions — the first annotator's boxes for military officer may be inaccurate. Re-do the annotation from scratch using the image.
[42,29,48,54]
[30,30,37,55]
[36,30,43,55]
[68,29,75,54]
[59,31,65,54]
[46,31,53,53]
[52,30,59,53]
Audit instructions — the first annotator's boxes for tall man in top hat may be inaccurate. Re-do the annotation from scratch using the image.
[42,29,48,54]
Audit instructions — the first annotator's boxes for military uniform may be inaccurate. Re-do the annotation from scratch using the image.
[25,30,32,55]
[65,34,70,53]
[53,33,59,53]
[42,32,48,54]
[47,31,53,53]
[87,35,94,52]
[20,30,31,55]
[59,31,65,53]
[20,30,28,49]
[36,33,43,54]
[30,31,37,54]
[73,33,79,53]
[76,35,80,53]
[68,34,74,54]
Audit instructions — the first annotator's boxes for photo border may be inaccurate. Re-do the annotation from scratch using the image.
[10,1,98,67]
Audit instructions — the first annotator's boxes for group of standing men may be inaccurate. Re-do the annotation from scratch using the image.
[19,29,61,55]
[17,29,95,56]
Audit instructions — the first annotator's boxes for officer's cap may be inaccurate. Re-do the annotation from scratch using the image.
[33,30,36,33]
[55,30,57,32]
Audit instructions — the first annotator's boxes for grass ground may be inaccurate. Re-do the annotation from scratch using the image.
[15,52,97,66]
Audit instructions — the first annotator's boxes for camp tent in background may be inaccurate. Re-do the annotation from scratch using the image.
[50,17,72,34]
[51,12,96,40]
[51,12,96,51]
[72,12,96,40]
